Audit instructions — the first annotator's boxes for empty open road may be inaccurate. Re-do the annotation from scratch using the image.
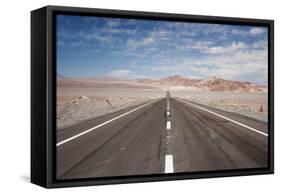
[56,94,268,179]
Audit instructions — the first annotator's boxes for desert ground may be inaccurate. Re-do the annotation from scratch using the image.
[57,78,164,129]
[57,76,268,130]
[171,90,268,122]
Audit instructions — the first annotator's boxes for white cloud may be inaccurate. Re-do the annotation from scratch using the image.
[249,27,266,35]
[126,29,174,51]
[108,24,267,83]
[203,41,246,54]
[78,31,113,43]
[231,29,247,36]
[182,41,247,55]
[232,27,266,36]
[146,39,268,83]
[58,17,268,84]
[202,24,229,35]
[127,36,155,50]
[104,69,147,79]
[105,19,121,28]
[252,40,268,49]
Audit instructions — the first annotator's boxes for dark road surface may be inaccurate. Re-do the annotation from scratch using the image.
[57,96,268,179]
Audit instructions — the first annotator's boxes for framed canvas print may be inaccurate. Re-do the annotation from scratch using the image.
[31,5,274,188]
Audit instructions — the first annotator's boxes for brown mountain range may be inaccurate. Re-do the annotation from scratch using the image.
[58,74,267,92]
[136,75,267,92]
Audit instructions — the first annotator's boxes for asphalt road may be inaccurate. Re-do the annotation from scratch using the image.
[57,96,268,179]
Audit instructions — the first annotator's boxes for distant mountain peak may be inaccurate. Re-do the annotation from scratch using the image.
[206,76,219,81]
[135,75,266,92]
[168,75,182,79]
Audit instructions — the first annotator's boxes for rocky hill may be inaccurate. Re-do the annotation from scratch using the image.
[136,75,266,92]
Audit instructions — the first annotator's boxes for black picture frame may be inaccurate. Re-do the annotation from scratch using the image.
[31,5,274,188]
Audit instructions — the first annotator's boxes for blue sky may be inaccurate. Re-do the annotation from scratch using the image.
[57,15,268,84]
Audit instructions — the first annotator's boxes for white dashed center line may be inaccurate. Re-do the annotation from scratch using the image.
[165,155,174,173]
[166,120,171,130]
[165,92,174,173]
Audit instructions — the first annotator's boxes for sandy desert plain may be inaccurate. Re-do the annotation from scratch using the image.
[57,75,268,130]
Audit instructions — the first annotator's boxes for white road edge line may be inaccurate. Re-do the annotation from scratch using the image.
[57,99,159,147]
[167,121,171,130]
[165,155,174,173]
[178,99,268,137]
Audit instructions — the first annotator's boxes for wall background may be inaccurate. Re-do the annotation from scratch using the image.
[0,0,278,193]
